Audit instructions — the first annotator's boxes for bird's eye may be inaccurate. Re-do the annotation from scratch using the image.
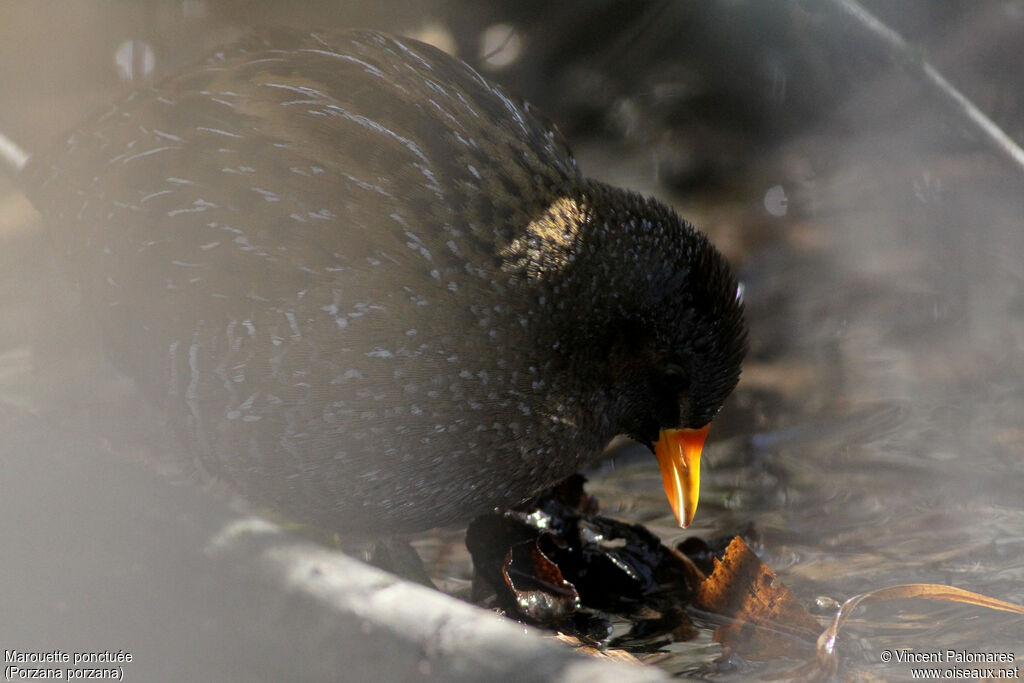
[663,363,688,389]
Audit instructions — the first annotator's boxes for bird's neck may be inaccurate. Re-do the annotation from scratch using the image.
[508,179,673,339]
[504,181,661,440]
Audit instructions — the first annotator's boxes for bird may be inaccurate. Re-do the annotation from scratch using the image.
[19,27,746,535]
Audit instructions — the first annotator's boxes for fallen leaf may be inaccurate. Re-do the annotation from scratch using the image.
[694,536,821,660]
[503,537,581,622]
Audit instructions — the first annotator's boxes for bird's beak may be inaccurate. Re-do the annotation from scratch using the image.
[653,424,709,528]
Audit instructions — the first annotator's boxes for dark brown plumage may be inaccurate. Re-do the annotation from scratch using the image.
[22,28,746,534]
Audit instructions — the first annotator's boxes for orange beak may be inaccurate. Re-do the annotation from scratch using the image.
[653,424,710,528]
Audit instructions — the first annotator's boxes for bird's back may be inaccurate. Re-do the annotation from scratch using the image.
[23,28,590,532]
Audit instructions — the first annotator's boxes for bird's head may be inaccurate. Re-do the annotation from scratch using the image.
[548,185,747,527]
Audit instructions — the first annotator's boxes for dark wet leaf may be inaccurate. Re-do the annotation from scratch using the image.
[467,474,704,645]
[502,537,581,622]
[465,513,539,607]
[676,537,718,576]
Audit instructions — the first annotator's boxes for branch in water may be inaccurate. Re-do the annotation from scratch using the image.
[822,0,1024,175]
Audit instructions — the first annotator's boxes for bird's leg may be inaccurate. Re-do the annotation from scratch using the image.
[369,537,436,588]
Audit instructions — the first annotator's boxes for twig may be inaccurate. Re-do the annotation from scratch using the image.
[0,130,30,175]
[822,0,1024,175]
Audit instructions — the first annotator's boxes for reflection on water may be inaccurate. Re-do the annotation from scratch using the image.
[2,2,1023,680]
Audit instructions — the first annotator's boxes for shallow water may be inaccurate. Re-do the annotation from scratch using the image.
[577,119,1024,676]
[2,3,1023,681]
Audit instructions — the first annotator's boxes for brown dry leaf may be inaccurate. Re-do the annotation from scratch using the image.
[693,538,1024,679]
[695,537,820,660]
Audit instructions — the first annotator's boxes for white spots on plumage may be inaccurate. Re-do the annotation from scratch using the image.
[405,329,418,336]
[348,301,384,318]
[403,230,432,260]
[421,77,451,99]
[452,131,480,150]
[241,320,256,336]
[140,189,173,203]
[152,129,184,143]
[415,163,442,198]
[166,340,180,395]
[308,208,334,220]
[209,97,237,108]
[321,102,442,195]
[426,97,460,127]
[366,347,394,359]
[297,48,387,80]
[122,145,178,164]
[467,164,481,180]
[251,187,280,202]
[284,98,322,107]
[196,126,242,138]
[166,177,193,185]
[186,341,200,403]
[258,81,326,98]
[389,37,434,72]
[430,269,440,280]
[344,172,392,197]
[167,198,218,217]
[284,311,301,339]
[402,286,429,307]
[489,83,528,132]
